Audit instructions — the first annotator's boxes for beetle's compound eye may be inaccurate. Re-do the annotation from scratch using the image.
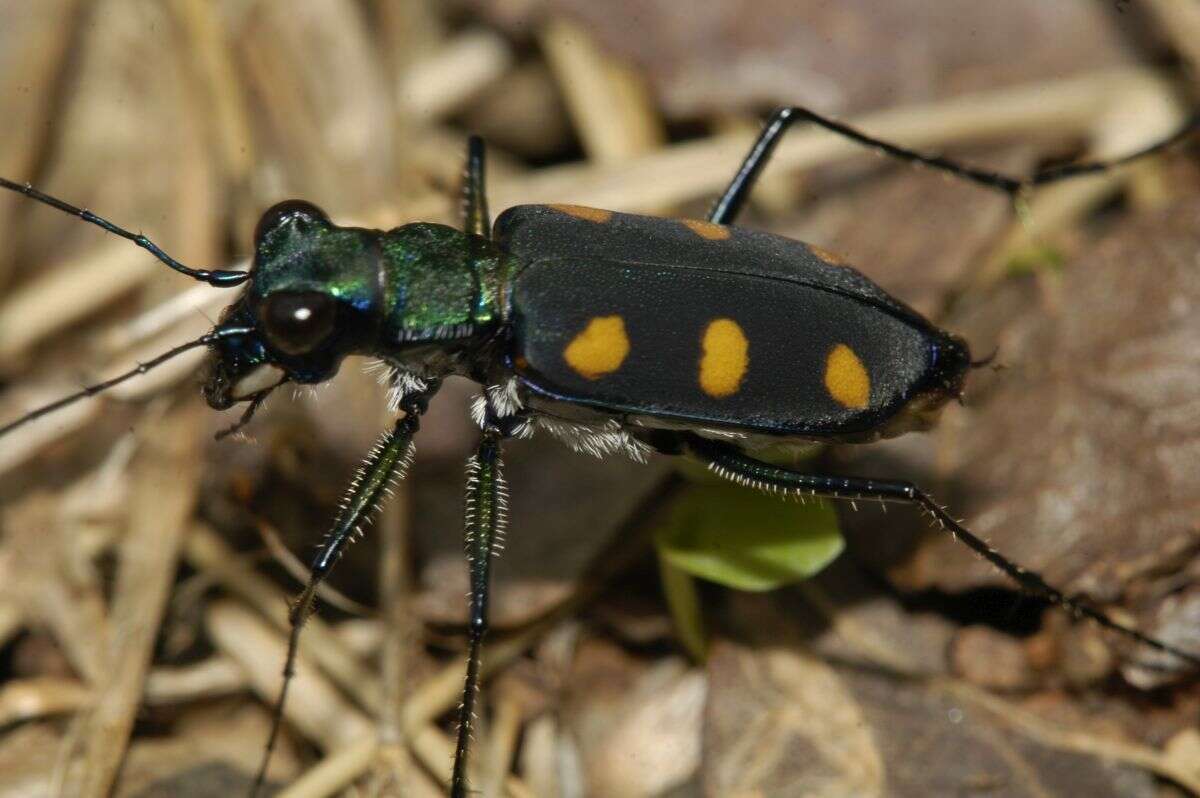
[254,199,329,245]
[261,291,337,355]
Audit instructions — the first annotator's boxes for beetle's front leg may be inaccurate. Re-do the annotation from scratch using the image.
[250,385,438,797]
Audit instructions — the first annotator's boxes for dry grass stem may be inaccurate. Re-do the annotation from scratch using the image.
[399,29,515,121]
[1144,0,1200,78]
[206,600,372,751]
[184,526,383,710]
[77,404,202,796]
[143,656,249,705]
[490,67,1177,213]
[0,676,92,726]
[481,694,523,798]
[0,242,158,367]
[540,17,665,164]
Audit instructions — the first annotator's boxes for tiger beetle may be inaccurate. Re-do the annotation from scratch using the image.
[2,105,1199,796]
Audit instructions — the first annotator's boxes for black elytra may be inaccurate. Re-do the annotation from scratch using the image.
[501,204,970,440]
[1,103,1198,798]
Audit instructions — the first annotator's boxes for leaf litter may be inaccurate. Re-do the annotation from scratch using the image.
[1,1,1199,796]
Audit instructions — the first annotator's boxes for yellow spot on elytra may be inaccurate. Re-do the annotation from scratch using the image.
[809,244,847,266]
[699,318,749,398]
[824,344,870,409]
[564,316,629,379]
[549,204,613,224]
[681,218,732,240]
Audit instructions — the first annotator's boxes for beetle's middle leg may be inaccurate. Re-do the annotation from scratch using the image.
[450,420,508,797]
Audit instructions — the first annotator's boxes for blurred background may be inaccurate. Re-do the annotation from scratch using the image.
[2,1,1200,795]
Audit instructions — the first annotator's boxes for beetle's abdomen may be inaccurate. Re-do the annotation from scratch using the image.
[510,257,951,438]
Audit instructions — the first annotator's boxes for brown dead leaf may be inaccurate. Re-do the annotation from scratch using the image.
[951,626,1038,691]
[116,703,302,797]
[0,0,81,289]
[704,640,885,797]
[891,197,1200,681]
[775,146,1034,318]
[704,640,1160,798]
[0,722,77,798]
[563,639,706,797]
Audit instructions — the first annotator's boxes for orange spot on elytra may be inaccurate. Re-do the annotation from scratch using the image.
[564,316,629,379]
[699,318,748,398]
[809,244,847,266]
[824,344,870,409]
[681,218,731,240]
[549,204,613,224]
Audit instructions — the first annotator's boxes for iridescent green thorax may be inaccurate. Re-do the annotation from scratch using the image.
[378,223,506,344]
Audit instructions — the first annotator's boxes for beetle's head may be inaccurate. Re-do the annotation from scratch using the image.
[926,330,972,400]
[203,200,379,410]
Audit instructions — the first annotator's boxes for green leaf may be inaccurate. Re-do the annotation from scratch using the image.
[658,556,707,660]
[654,483,844,592]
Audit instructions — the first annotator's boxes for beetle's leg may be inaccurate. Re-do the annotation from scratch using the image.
[450,428,507,798]
[250,388,436,797]
[684,435,1200,671]
[707,105,1200,225]
[708,105,1027,223]
[461,135,491,237]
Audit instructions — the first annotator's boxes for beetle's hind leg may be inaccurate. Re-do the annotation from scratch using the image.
[684,435,1200,672]
[461,135,491,237]
[450,428,507,797]
[707,105,1200,226]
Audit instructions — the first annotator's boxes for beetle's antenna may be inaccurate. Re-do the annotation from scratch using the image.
[0,326,254,438]
[0,177,248,287]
